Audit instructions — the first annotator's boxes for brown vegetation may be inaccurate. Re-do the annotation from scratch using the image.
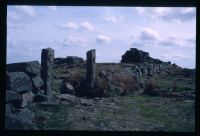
[112,73,139,95]
[143,80,156,95]
[69,72,84,88]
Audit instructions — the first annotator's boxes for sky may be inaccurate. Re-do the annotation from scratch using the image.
[7,6,196,68]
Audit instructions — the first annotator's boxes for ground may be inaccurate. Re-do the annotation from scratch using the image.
[28,62,195,131]
[29,94,195,131]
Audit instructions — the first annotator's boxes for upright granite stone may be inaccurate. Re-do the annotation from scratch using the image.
[86,49,96,89]
[41,48,54,95]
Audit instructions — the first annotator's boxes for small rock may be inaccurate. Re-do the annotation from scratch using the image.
[60,82,75,95]
[22,91,35,107]
[55,94,77,103]
[32,75,44,89]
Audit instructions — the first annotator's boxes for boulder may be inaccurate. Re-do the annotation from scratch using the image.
[6,91,23,109]
[54,57,65,64]
[98,71,107,79]
[60,82,75,95]
[22,91,35,107]
[54,56,84,64]
[5,108,36,130]
[55,94,78,103]
[6,104,12,115]
[7,61,41,77]
[52,79,63,92]
[32,75,44,89]
[7,72,32,94]
[65,56,84,64]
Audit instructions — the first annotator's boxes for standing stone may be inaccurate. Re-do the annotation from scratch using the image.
[41,48,54,95]
[86,49,96,89]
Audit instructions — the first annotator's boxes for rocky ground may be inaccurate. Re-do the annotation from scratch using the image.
[28,61,195,131]
[6,48,195,131]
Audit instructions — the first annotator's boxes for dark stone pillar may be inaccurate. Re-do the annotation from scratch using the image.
[41,48,54,95]
[86,49,96,89]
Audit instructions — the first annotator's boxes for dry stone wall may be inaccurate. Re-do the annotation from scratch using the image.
[6,48,55,129]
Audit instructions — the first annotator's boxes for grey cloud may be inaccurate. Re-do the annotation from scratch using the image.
[55,36,89,47]
[131,28,159,47]
[140,31,156,41]
[158,40,179,47]
[96,35,111,43]
[186,37,195,43]
[160,9,196,22]
[139,28,159,41]
[136,7,196,22]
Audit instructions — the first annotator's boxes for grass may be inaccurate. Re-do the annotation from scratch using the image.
[149,73,195,93]
[28,94,194,131]
[34,62,195,131]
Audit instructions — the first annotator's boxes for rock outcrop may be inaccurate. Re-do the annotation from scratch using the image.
[54,56,85,65]
[41,48,54,95]
[121,48,150,63]
[121,48,163,64]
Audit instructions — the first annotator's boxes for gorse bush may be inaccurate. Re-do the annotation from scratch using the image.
[112,73,139,95]
[96,78,109,91]
[95,71,139,96]
[69,72,85,88]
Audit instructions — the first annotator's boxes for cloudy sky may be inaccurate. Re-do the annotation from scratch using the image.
[7,6,196,68]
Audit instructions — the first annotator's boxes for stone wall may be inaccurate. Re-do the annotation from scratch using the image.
[6,61,43,94]
[6,61,43,129]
